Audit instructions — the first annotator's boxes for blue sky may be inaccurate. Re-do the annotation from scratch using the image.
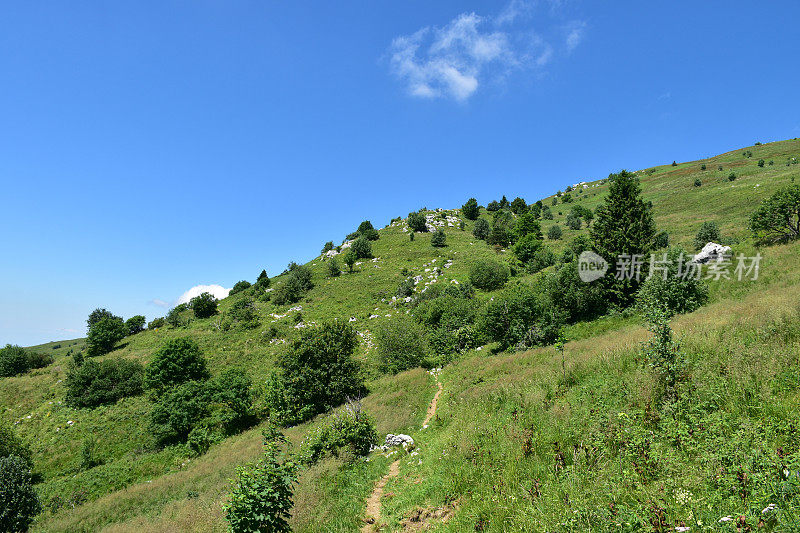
[2,1,799,346]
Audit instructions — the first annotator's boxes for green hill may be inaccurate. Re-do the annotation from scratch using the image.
[4,138,800,532]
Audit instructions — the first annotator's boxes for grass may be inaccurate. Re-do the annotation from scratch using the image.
[2,137,799,531]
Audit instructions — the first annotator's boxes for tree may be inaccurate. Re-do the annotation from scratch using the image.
[272,263,314,305]
[589,170,656,303]
[255,270,270,289]
[0,421,32,468]
[469,259,509,291]
[461,198,479,220]
[0,455,41,532]
[636,247,709,317]
[749,185,800,244]
[541,205,554,220]
[87,315,126,357]
[350,237,373,259]
[486,200,500,212]
[65,358,145,408]
[480,285,563,350]
[145,338,210,394]
[513,234,543,265]
[321,241,334,254]
[343,251,357,273]
[190,292,218,319]
[374,317,428,374]
[431,229,447,247]
[472,218,490,240]
[0,345,30,377]
[488,211,515,247]
[87,308,114,330]
[693,221,721,250]
[510,197,528,214]
[357,220,374,234]
[515,213,542,240]
[499,195,510,209]
[229,280,252,296]
[276,322,365,423]
[224,431,298,533]
[565,213,582,230]
[125,315,146,336]
[327,257,342,277]
[408,211,427,232]
[547,224,563,240]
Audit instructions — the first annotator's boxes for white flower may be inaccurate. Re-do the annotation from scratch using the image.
[718,516,732,523]
[675,527,690,532]
[762,503,777,514]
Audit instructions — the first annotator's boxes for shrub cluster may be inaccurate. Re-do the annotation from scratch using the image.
[0,344,52,377]
[298,401,378,465]
[469,259,509,291]
[272,263,314,305]
[65,358,145,408]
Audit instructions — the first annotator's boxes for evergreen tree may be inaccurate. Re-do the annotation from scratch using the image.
[461,198,480,220]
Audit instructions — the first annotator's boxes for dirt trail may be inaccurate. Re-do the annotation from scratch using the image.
[361,377,441,532]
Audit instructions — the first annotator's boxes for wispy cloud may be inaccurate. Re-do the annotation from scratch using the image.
[387,0,585,101]
[149,298,170,308]
[564,20,586,52]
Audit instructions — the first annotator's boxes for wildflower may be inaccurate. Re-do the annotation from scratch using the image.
[675,527,690,532]
[762,503,777,514]
[718,516,732,523]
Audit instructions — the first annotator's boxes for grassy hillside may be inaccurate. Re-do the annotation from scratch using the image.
[4,138,800,531]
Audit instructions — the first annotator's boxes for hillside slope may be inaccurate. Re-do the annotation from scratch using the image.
[4,138,800,532]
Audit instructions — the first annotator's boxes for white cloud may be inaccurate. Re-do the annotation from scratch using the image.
[564,21,585,53]
[149,298,170,308]
[176,284,231,306]
[388,1,585,101]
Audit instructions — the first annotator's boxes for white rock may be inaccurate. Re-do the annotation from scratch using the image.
[385,434,414,447]
[692,242,731,264]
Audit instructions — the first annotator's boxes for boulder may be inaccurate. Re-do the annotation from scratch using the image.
[385,434,414,447]
[692,242,731,264]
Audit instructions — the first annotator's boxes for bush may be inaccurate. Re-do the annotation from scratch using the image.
[486,200,500,212]
[515,213,542,240]
[542,206,554,220]
[653,231,669,249]
[224,431,298,533]
[469,259,509,291]
[86,315,126,357]
[408,211,427,232]
[0,421,32,468]
[374,317,428,374]
[255,270,271,289]
[671,161,677,166]
[510,197,528,214]
[125,315,146,336]
[87,308,115,330]
[65,358,145,408]
[321,241,334,254]
[487,211,514,247]
[540,262,609,323]
[204,368,256,436]
[0,345,31,377]
[229,297,259,329]
[758,159,765,167]
[229,281,252,296]
[694,178,702,187]
[274,322,364,424]
[749,185,800,244]
[327,257,342,278]
[148,317,166,329]
[272,263,314,305]
[693,221,721,249]
[149,380,210,446]
[636,248,709,317]
[565,213,582,230]
[145,338,210,394]
[298,401,378,465]
[528,246,556,273]
[461,198,479,220]
[350,237,373,259]
[512,234,543,265]
[700,164,706,171]
[190,292,218,319]
[165,306,186,328]
[547,224,563,240]
[0,455,41,532]
[728,172,737,181]
[480,285,563,350]
[472,218,490,240]
[342,251,357,273]
[431,229,447,247]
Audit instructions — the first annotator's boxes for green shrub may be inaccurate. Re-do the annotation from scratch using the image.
[350,237,373,259]
[547,224,563,240]
[321,241,334,254]
[728,172,737,181]
[298,401,378,465]
[515,213,542,240]
[148,317,166,329]
[145,338,210,394]
[510,197,527,214]
[671,161,677,166]
[472,218,490,240]
[229,281,252,296]
[255,270,271,289]
[749,185,800,244]
[224,430,298,533]
[342,251,357,273]
[125,315,146,335]
[636,248,709,316]
[653,231,669,249]
[327,257,342,278]
[758,159,765,167]
[65,358,145,408]
[693,221,721,249]
[190,292,218,319]
[700,164,706,170]
[487,211,514,247]
[0,345,31,377]
[486,200,500,212]
[408,211,427,232]
[374,316,428,374]
[229,297,259,329]
[86,315,126,357]
[565,213,582,230]
[149,380,210,446]
[542,206,554,220]
[694,178,702,187]
[528,246,556,273]
[0,421,32,468]
[274,322,364,424]
[469,259,509,291]
[272,263,314,305]
[431,229,447,247]
[87,308,115,329]
[461,198,479,220]
[512,234,543,265]
[205,368,256,436]
[540,262,609,322]
[480,285,563,350]
[0,455,41,532]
